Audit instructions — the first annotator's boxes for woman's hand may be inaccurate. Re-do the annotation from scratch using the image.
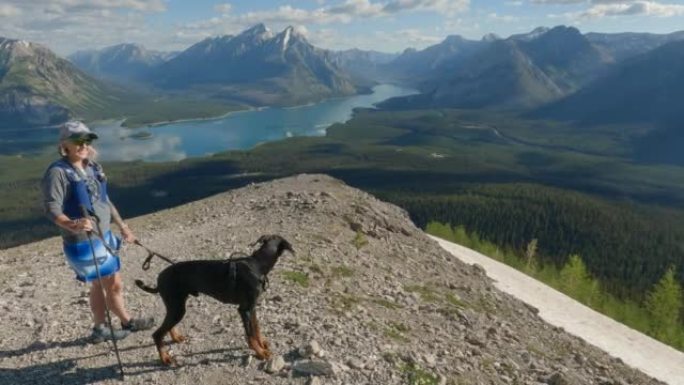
[66,218,93,233]
[120,224,137,244]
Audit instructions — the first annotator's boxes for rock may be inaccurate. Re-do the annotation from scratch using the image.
[242,355,253,367]
[422,353,437,368]
[346,357,365,369]
[544,372,570,385]
[264,355,285,374]
[292,359,339,377]
[299,340,322,358]
[465,334,486,347]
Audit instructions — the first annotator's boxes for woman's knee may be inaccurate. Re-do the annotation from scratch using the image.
[103,274,124,294]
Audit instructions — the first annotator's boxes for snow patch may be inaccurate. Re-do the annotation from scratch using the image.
[282,27,291,52]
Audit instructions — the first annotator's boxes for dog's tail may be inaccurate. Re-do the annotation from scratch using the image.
[134,279,159,294]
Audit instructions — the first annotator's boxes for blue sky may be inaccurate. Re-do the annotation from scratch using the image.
[1,0,684,55]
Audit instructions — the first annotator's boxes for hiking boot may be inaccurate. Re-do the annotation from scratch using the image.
[90,323,130,344]
[122,316,155,332]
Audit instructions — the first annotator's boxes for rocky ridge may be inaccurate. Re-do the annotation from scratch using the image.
[0,174,664,384]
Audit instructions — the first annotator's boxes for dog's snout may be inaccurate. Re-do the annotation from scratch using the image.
[283,241,295,255]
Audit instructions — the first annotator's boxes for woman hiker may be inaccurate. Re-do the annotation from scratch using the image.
[41,120,154,343]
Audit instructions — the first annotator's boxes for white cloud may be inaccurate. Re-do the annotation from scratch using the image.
[0,4,22,17]
[0,0,167,54]
[327,0,383,17]
[4,0,167,12]
[383,0,469,15]
[530,0,585,4]
[487,12,519,22]
[214,3,232,14]
[530,0,684,20]
[209,0,470,28]
[582,1,684,18]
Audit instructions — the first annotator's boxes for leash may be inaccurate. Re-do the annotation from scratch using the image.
[80,213,175,271]
[80,206,125,380]
[133,240,176,271]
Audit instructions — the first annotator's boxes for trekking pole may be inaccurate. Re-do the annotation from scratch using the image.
[80,205,125,380]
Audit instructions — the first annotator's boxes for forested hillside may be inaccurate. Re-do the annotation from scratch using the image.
[383,183,684,299]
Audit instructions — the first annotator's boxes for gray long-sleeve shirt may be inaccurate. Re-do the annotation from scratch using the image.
[41,159,112,244]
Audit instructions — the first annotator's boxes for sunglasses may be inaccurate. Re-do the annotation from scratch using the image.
[70,138,93,146]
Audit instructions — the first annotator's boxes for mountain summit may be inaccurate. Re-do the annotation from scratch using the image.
[0,174,664,384]
[0,38,112,127]
[153,25,356,105]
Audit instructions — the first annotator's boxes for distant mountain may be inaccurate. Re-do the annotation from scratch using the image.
[509,27,551,42]
[69,43,172,83]
[519,26,613,91]
[382,26,611,110]
[423,39,564,109]
[535,40,684,165]
[152,24,357,105]
[329,48,398,85]
[0,38,114,127]
[536,39,684,125]
[383,35,487,86]
[586,30,684,61]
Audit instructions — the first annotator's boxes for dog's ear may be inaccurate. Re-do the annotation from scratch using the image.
[280,239,295,255]
[250,235,270,247]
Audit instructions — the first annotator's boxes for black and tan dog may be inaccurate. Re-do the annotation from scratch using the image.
[135,235,294,365]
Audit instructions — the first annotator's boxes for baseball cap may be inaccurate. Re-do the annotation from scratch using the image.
[59,121,98,142]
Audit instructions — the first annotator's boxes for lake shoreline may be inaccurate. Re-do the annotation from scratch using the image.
[119,106,257,129]
[119,87,379,129]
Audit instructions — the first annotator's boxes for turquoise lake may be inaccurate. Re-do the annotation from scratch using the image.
[0,84,415,161]
[94,84,415,162]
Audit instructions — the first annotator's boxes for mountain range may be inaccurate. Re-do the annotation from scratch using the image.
[382,26,613,109]
[151,24,357,105]
[328,48,398,85]
[68,43,176,84]
[3,24,684,132]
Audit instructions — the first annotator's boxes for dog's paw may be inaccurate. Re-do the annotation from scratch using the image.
[170,329,186,343]
[260,349,273,360]
[260,339,270,350]
[159,351,177,366]
[254,349,271,360]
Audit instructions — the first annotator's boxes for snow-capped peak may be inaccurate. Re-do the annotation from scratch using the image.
[282,27,292,51]
[241,23,273,41]
[511,27,551,42]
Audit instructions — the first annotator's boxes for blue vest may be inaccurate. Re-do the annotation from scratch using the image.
[49,159,109,219]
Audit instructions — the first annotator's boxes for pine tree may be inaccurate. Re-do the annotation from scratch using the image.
[525,238,538,273]
[425,222,453,241]
[645,266,683,341]
[559,254,596,302]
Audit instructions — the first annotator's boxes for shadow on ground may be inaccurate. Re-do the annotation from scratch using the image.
[0,338,245,385]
